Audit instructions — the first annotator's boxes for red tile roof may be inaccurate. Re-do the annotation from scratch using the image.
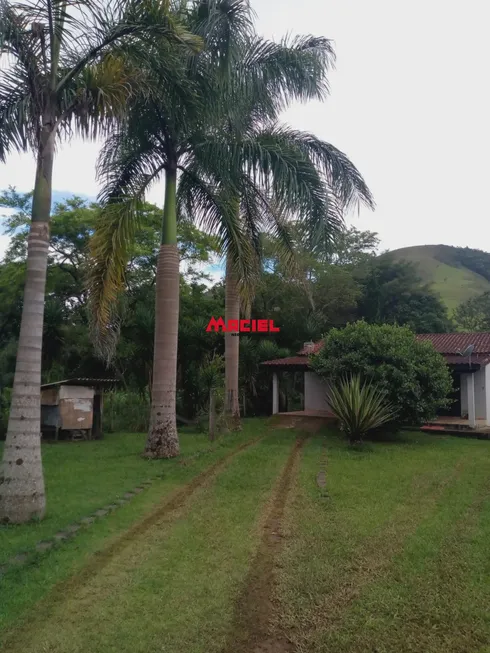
[416,333,490,354]
[298,333,490,357]
[261,356,310,367]
[264,333,490,369]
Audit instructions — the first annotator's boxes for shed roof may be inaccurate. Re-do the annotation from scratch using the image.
[41,378,117,390]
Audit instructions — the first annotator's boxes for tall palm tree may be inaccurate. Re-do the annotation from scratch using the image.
[0,0,199,523]
[180,36,375,430]
[88,0,255,459]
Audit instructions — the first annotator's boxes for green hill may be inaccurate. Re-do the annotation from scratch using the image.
[383,245,490,314]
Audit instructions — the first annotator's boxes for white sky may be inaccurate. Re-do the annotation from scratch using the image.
[1,0,489,260]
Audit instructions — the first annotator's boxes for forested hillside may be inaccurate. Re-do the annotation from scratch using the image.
[385,245,490,312]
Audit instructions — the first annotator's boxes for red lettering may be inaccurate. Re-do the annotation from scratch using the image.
[206,317,227,332]
[206,317,280,333]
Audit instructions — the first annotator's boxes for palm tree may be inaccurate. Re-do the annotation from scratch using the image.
[180,36,375,430]
[0,0,199,523]
[88,0,255,459]
[89,5,374,454]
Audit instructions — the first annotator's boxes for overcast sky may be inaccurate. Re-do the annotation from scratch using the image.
[1,0,489,259]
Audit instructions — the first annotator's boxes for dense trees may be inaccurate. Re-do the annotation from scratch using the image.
[358,256,451,333]
[1,196,458,443]
[453,292,490,332]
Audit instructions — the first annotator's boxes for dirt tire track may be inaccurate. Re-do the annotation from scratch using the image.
[316,437,328,490]
[222,436,308,653]
[0,436,262,652]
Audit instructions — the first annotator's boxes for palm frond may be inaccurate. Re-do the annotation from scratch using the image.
[59,52,148,140]
[237,34,335,117]
[96,117,167,204]
[0,75,32,160]
[87,196,142,361]
[189,0,254,63]
[57,0,202,93]
[177,164,255,280]
[266,125,375,211]
[236,128,344,245]
[0,1,42,77]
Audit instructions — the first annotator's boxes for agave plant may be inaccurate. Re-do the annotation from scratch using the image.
[327,375,396,445]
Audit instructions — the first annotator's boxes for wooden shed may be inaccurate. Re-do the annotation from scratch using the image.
[40,378,116,441]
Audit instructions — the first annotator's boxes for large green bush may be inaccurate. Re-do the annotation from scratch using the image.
[311,321,453,426]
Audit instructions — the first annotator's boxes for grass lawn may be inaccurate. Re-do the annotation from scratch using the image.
[0,427,243,565]
[2,422,490,652]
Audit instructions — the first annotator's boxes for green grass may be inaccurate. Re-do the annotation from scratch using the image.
[275,430,490,652]
[1,429,295,652]
[3,424,490,652]
[386,245,490,313]
[0,423,263,639]
[0,429,227,565]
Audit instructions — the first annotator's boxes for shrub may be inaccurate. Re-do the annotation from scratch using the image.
[327,375,396,444]
[312,321,453,426]
[103,391,150,433]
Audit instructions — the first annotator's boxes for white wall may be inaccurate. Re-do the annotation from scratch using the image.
[485,366,490,425]
[461,370,488,422]
[474,368,487,420]
[304,372,330,412]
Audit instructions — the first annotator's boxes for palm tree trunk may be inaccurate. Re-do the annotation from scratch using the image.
[145,168,180,458]
[0,126,54,523]
[224,255,241,430]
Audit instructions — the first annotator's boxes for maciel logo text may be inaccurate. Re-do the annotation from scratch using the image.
[206,317,280,334]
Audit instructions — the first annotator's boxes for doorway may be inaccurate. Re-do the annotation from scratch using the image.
[440,372,461,417]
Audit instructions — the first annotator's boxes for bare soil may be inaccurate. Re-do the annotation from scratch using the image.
[221,436,307,653]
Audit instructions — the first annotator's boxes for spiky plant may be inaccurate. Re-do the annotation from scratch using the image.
[327,375,396,445]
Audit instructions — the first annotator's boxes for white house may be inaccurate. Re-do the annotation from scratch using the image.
[262,333,490,429]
